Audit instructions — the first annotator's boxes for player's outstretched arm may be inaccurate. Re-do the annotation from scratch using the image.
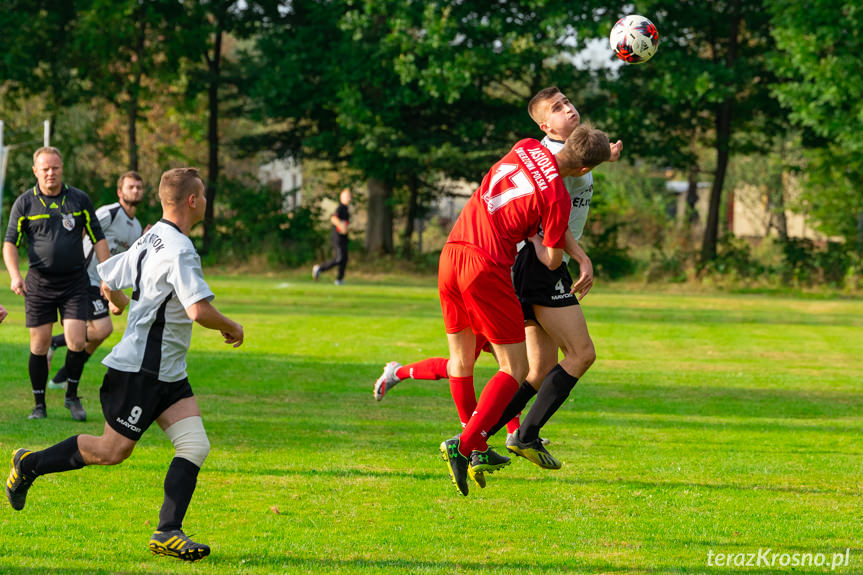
[186,299,244,348]
[564,230,594,299]
[2,242,25,296]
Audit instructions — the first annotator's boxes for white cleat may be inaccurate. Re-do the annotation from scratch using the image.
[373,361,402,401]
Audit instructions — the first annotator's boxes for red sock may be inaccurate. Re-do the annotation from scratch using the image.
[396,358,448,381]
[506,416,520,434]
[460,371,519,455]
[448,375,477,428]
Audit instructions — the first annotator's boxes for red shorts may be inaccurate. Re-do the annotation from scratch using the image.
[438,243,525,345]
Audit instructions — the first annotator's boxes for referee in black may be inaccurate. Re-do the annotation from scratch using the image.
[3,147,109,421]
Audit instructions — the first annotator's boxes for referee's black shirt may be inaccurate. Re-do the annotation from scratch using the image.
[4,183,105,276]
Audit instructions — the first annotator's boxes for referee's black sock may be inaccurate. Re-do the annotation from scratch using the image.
[487,381,538,438]
[20,436,86,477]
[29,353,48,407]
[64,349,90,398]
[518,364,578,444]
[158,457,201,532]
[51,333,66,349]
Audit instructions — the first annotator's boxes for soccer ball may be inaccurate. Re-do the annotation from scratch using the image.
[609,15,659,64]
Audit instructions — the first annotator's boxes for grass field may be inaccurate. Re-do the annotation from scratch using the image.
[0,272,861,574]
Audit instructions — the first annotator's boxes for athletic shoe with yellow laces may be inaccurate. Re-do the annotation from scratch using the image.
[5,448,36,510]
[149,529,211,562]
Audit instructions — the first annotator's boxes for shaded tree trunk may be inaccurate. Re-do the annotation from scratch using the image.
[126,6,146,172]
[401,174,419,256]
[702,1,740,263]
[202,24,223,255]
[365,178,393,254]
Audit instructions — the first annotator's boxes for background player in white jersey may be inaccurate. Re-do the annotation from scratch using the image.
[492,86,622,469]
[5,168,244,563]
[48,171,146,392]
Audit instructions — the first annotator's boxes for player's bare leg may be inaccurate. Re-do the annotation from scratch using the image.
[508,305,595,469]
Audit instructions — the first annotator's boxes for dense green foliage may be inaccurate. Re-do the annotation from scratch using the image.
[1,1,862,273]
[1,273,861,573]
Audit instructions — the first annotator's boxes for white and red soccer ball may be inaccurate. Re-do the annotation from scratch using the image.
[610,15,659,64]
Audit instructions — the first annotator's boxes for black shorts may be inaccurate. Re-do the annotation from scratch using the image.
[512,242,579,323]
[24,269,89,327]
[87,285,110,320]
[100,368,194,441]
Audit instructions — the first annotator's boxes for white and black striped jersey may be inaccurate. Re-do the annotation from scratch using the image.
[540,136,594,264]
[84,202,143,287]
[541,136,594,242]
[98,219,214,382]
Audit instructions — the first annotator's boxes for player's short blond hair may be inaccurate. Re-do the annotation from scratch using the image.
[33,146,62,165]
[159,168,203,205]
[117,170,143,189]
[555,124,610,172]
[527,87,563,126]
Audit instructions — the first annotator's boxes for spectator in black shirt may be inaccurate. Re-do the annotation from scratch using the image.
[3,147,109,421]
[312,187,351,285]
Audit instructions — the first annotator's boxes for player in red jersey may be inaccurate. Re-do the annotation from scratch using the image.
[438,125,611,496]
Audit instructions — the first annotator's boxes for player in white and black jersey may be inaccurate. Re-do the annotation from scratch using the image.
[48,171,146,391]
[5,168,244,563]
[490,87,622,469]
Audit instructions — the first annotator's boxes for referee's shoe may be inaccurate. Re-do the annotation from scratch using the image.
[5,448,36,511]
[149,530,210,562]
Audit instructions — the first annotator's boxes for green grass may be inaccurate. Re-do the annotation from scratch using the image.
[0,272,861,574]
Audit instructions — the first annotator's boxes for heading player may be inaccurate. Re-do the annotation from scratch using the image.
[438,125,611,496]
[491,87,621,469]
[5,168,244,563]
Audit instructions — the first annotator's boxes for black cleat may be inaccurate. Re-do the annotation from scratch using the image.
[64,397,86,421]
[149,530,210,562]
[506,431,562,470]
[5,449,37,510]
[468,447,511,488]
[28,405,47,420]
[439,436,469,496]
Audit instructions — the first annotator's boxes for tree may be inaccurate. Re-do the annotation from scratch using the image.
[245,0,606,254]
[769,0,863,254]
[585,0,784,263]
[74,0,188,171]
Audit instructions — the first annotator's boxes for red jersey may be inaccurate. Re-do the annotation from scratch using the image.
[447,139,570,266]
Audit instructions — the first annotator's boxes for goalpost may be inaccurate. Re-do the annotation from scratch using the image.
[0,120,50,232]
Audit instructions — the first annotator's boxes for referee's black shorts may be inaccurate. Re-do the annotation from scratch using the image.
[512,242,579,324]
[24,268,89,327]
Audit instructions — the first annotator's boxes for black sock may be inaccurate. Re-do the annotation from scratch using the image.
[487,381,538,438]
[518,364,578,444]
[21,436,86,477]
[157,457,201,532]
[29,353,48,407]
[51,333,67,349]
[52,365,68,384]
[64,350,90,398]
